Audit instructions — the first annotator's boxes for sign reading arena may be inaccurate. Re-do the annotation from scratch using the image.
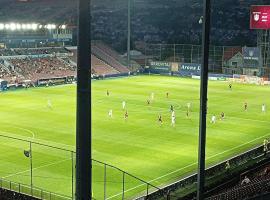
[250,5,270,29]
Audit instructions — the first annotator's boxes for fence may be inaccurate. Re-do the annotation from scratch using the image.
[0,134,161,200]
[0,178,71,200]
[137,144,267,200]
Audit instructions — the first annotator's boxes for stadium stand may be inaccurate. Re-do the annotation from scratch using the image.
[67,48,121,76]
[9,57,76,82]
[68,49,78,63]
[0,47,71,56]
[94,42,125,63]
[206,162,270,200]
[91,54,119,75]
[0,188,38,200]
[0,60,18,82]
[0,49,17,56]
[0,47,75,83]
[92,42,141,71]
[0,0,75,24]
[0,43,135,83]
[92,43,130,73]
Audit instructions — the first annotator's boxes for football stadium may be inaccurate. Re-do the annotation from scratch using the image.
[1,1,270,200]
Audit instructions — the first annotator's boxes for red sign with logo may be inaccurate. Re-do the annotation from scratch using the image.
[250,5,270,29]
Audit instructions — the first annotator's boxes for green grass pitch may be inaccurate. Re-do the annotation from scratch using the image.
[1,75,270,199]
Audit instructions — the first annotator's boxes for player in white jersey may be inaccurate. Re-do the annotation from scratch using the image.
[108,109,113,118]
[151,92,154,101]
[171,110,175,118]
[262,104,266,113]
[122,101,126,110]
[47,99,52,109]
[211,115,216,124]
[171,115,176,127]
[187,102,191,111]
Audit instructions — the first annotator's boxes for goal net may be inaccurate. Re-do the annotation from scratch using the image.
[232,74,268,85]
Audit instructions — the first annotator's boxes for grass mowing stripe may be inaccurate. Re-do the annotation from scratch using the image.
[3,158,71,179]
[1,76,270,199]
[107,132,270,199]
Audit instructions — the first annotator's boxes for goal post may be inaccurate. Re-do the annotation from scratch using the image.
[232,74,268,85]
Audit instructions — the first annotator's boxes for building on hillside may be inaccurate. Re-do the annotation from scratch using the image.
[242,47,262,76]
[257,30,270,77]
[222,51,243,75]
[222,47,264,76]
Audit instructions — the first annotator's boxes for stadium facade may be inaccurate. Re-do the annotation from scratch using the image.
[0,24,73,48]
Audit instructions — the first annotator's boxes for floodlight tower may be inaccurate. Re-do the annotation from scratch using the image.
[257,30,270,75]
[250,5,270,77]
[127,0,131,69]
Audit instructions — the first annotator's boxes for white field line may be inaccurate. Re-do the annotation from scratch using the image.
[13,126,35,139]
[106,132,270,200]
[2,158,71,179]
[0,126,35,139]
[228,116,270,124]
[0,130,74,150]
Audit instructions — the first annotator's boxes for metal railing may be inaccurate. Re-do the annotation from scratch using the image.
[0,177,71,200]
[139,144,267,200]
[0,134,160,200]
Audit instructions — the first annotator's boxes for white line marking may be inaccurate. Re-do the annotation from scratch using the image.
[13,126,35,139]
[0,130,74,150]
[106,132,270,200]
[2,158,71,179]
[0,125,35,139]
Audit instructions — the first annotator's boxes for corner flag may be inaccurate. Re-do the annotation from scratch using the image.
[24,150,31,158]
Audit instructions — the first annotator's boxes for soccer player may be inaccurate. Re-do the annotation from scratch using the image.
[166,92,169,98]
[225,160,231,171]
[171,115,176,127]
[158,114,163,126]
[187,102,191,111]
[47,99,52,109]
[220,112,225,120]
[229,83,232,90]
[122,101,126,110]
[108,109,113,118]
[170,105,174,112]
[124,110,128,120]
[264,139,269,155]
[151,92,154,101]
[262,104,266,113]
[211,115,216,124]
[171,110,175,118]
[244,102,248,111]
[186,109,189,117]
